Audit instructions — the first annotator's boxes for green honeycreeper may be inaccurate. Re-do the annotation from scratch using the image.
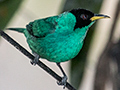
[7,8,110,88]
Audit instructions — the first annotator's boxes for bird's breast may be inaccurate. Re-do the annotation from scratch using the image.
[27,33,83,63]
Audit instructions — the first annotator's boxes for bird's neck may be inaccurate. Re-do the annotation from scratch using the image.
[74,21,95,40]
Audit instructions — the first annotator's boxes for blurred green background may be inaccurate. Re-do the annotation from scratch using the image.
[0,0,119,90]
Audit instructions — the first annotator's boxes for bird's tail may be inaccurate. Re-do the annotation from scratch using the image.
[6,28,26,33]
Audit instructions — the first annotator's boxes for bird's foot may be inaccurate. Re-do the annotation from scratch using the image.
[30,53,40,65]
[57,75,68,89]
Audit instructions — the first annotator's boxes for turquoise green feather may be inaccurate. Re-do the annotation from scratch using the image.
[6,9,110,88]
[7,11,95,62]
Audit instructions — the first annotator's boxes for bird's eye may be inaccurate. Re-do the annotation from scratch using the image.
[80,14,88,20]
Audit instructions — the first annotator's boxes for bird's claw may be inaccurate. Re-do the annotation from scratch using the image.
[57,76,68,89]
[30,53,40,65]
[30,59,38,65]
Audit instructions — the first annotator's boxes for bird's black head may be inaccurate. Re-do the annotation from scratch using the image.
[70,8,110,30]
[70,8,94,29]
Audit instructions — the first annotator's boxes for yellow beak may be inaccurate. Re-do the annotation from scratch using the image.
[90,14,110,21]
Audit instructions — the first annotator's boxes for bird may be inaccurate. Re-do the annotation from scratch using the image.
[7,8,110,88]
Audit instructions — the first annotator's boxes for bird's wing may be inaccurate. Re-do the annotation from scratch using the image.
[26,16,58,38]
[26,12,76,38]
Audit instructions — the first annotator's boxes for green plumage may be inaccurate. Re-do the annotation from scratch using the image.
[8,12,94,62]
[7,8,110,87]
